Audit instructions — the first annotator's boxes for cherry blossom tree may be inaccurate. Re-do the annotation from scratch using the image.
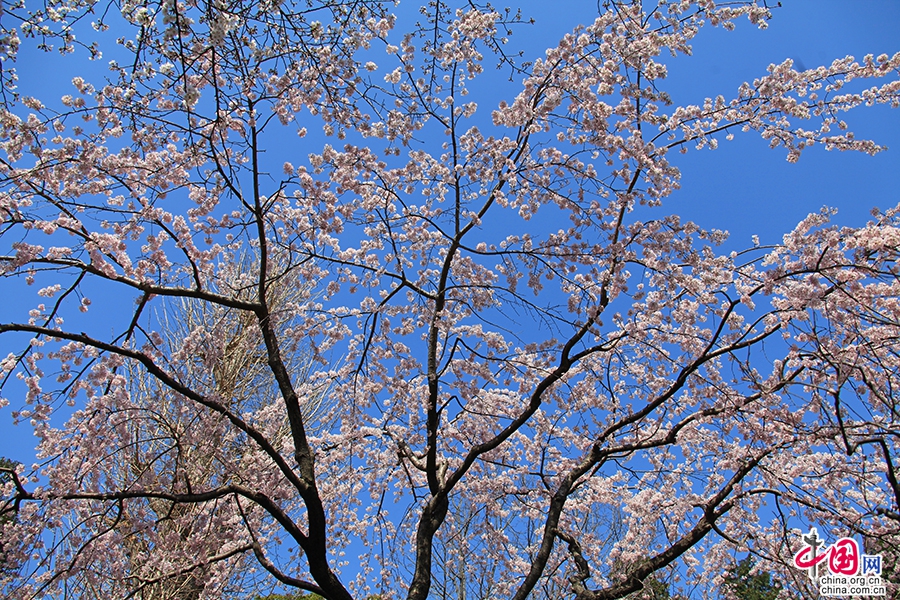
[69,262,329,599]
[1,0,899,599]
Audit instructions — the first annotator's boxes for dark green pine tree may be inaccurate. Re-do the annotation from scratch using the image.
[625,573,671,599]
[721,557,781,600]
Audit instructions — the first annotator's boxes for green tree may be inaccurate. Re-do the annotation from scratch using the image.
[624,574,670,600]
[604,557,671,600]
[721,557,781,600]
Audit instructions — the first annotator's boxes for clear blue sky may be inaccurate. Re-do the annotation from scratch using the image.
[518,0,900,247]
[658,0,900,245]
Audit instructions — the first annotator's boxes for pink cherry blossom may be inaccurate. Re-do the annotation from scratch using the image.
[0,1,899,600]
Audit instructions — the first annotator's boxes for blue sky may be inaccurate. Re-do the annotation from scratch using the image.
[659,0,900,244]
[524,0,900,247]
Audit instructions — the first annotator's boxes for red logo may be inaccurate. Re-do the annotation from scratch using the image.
[793,528,860,576]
